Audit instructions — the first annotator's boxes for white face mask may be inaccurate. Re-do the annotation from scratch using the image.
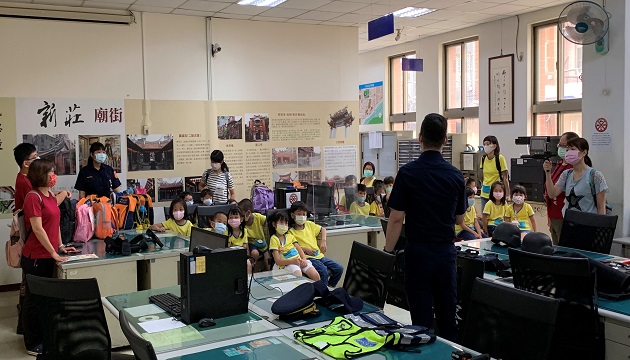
[173,210,185,221]
[512,195,525,204]
[295,215,307,225]
[211,162,221,171]
[483,145,495,154]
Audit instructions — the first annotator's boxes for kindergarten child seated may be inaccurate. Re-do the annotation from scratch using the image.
[455,187,485,240]
[151,198,193,236]
[200,188,213,206]
[349,184,370,216]
[238,198,271,271]
[268,211,320,280]
[181,191,194,206]
[339,175,357,211]
[209,211,228,235]
[506,185,537,234]
[482,181,510,237]
[369,181,386,217]
[226,207,252,274]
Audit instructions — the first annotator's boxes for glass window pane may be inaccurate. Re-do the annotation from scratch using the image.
[464,117,479,146]
[534,113,558,136]
[391,56,404,114]
[464,41,479,107]
[404,121,417,132]
[447,118,462,134]
[405,53,417,113]
[535,24,558,102]
[562,38,582,99]
[561,112,582,135]
[392,122,405,131]
[446,45,462,109]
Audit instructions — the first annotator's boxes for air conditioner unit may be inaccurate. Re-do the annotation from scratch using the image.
[0,2,134,25]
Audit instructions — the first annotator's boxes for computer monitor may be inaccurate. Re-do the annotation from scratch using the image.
[189,227,229,252]
[305,183,335,216]
[191,192,201,204]
[343,187,357,210]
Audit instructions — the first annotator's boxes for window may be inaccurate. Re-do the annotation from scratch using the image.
[444,38,479,145]
[533,22,582,136]
[390,52,416,123]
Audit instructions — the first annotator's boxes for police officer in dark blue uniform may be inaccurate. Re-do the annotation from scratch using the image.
[384,113,467,342]
[75,142,121,198]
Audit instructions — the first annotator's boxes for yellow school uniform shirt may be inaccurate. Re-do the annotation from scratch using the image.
[455,206,477,234]
[483,201,508,226]
[269,233,300,268]
[361,177,375,187]
[245,212,266,243]
[162,218,193,237]
[506,203,535,231]
[229,228,249,247]
[289,221,324,260]
[369,201,384,216]
[350,201,370,216]
[480,154,508,198]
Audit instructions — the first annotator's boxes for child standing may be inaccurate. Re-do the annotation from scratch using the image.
[151,198,193,236]
[226,208,252,274]
[506,185,537,234]
[289,201,343,287]
[482,181,510,236]
[455,187,485,240]
[238,198,271,271]
[268,212,320,280]
[349,184,370,216]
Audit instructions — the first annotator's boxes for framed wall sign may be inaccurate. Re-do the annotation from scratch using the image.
[488,54,514,124]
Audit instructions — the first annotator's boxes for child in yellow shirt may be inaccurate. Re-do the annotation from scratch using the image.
[456,187,484,240]
[506,185,537,234]
[227,208,252,274]
[349,184,370,216]
[482,181,510,236]
[369,181,386,217]
[268,211,319,280]
[151,198,193,236]
[238,198,271,270]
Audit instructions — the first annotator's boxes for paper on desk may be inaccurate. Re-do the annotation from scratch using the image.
[139,317,186,333]
[141,326,203,347]
[65,254,98,262]
[271,280,310,293]
[125,304,163,318]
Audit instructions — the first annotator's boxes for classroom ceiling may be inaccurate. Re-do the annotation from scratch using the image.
[0,0,572,52]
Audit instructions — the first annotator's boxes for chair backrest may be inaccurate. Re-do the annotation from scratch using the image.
[508,248,603,359]
[343,241,396,308]
[456,255,485,337]
[462,278,560,360]
[119,311,158,360]
[558,209,618,254]
[195,204,236,228]
[163,207,170,220]
[26,275,111,360]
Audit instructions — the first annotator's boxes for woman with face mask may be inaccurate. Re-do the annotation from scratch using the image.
[543,131,579,244]
[75,142,121,198]
[479,136,510,210]
[360,162,376,187]
[544,137,608,216]
[200,150,235,204]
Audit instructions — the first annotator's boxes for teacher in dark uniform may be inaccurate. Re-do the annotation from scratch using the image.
[384,113,466,342]
[75,142,121,198]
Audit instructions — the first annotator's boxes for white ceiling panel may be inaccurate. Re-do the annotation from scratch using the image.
[416,0,470,10]
[83,1,131,9]
[134,0,186,8]
[321,20,357,26]
[221,4,270,15]
[352,4,394,16]
[277,0,332,10]
[257,7,308,18]
[180,0,230,12]
[331,12,376,23]
[171,8,216,16]
[296,10,345,21]
[250,15,288,22]
[449,11,499,23]
[425,20,470,29]
[286,18,322,24]
[447,1,500,12]
[82,0,134,4]
[483,3,532,14]
[129,4,174,13]
[33,0,84,6]
[213,12,254,19]
[317,1,368,13]
[508,0,555,6]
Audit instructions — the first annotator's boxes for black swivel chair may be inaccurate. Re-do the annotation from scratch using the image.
[343,241,396,308]
[558,209,618,254]
[163,205,197,224]
[455,255,485,338]
[119,311,158,360]
[509,248,604,360]
[462,278,560,360]
[26,275,134,360]
[380,219,408,310]
[195,204,236,228]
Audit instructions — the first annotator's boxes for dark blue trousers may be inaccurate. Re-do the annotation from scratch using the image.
[404,241,458,342]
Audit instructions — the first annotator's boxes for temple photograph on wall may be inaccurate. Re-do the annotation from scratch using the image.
[23,134,76,175]
[157,177,183,202]
[127,134,174,171]
[244,114,270,142]
[217,116,243,140]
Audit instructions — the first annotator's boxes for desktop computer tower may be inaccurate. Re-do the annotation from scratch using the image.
[179,247,248,324]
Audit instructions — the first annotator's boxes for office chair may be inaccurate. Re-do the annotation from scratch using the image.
[26,275,134,360]
[195,204,236,228]
[558,209,618,254]
[162,207,169,220]
[119,311,158,360]
[343,241,396,308]
[462,278,560,360]
[508,248,604,360]
[455,255,485,338]
[381,219,409,310]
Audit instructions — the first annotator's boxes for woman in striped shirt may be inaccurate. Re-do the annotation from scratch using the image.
[200,150,235,204]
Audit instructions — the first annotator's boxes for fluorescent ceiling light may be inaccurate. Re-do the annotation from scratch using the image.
[237,0,287,6]
[393,7,437,18]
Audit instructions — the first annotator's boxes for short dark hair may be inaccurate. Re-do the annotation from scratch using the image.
[465,187,475,197]
[567,137,593,167]
[345,175,357,183]
[383,176,394,185]
[357,184,367,192]
[362,162,375,172]
[200,188,213,198]
[14,143,37,167]
[180,191,192,200]
[169,198,188,219]
[238,198,254,213]
[27,159,54,188]
[482,135,501,154]
[373,180,384,190]
[465,177,476,187]
[512,185,527,196]
[489,181,506,205]
[267,211,289,236]
[420,113,447,149]
[561,132,580,143]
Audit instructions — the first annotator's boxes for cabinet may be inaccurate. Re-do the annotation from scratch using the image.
[360,131,413,178]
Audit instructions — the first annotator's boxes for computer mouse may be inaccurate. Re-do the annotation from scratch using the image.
[193,245,212,254]
[198,318,215,328]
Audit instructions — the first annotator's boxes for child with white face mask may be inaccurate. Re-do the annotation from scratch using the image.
[268,211,319,280]
[506,185,537,234]
[151,198,193,236]
[482,181,510,237]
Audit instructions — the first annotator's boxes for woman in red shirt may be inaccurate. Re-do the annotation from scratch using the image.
[20,159,76,356]
[544,131,579,244]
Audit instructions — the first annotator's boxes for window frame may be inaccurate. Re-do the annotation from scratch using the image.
[532,21,582,135]
[389,51,417,123]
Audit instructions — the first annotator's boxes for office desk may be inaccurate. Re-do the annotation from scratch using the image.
[324,225,382,287]
[613,237,630,258]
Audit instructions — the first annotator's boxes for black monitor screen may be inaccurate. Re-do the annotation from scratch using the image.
[189,227,229,252]
[305,184,335,216]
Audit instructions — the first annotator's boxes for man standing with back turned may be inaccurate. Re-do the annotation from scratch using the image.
[384,113,467,342]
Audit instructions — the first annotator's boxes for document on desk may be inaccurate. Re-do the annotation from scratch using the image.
[65,254,98,262]
[139,317,186,333]
[141,326,203,347]
[125,304,163,318]
[271,280,310,293]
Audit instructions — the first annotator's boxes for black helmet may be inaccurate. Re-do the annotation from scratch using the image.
[491,222,521,248]
[521,232,554,255]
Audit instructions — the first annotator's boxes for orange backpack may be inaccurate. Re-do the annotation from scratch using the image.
[114,195,138,230]
[79,196,118,239]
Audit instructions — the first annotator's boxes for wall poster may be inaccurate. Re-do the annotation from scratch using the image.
[359,81,384,125]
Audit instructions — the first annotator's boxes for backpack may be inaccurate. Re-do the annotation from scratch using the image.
[5,191,42,268]
[73,203,95,243]
[92,200,119,239]
[114,195,138,230]
[251,180,274,212]
[59,198,76,245]
[481,154,509,183]
[130,193,154,229]
[566,168,613,215]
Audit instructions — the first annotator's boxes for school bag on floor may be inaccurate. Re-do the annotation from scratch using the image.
[5,191,42,268]
[251,180,274,212]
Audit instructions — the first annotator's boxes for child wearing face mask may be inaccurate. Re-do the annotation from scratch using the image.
[200,188,213,206]
[369,181,386,217]
[350,184,371,216]
[209,212,228,235]
[268,211,320,280]
[238,198,271,271]
[506,185,536,234]
[289,201,344,287]
[482,181,510,237]
[151,198,192,236]
[181,191,194,206]
[339,175,357,212]
[227,208,252,274]
[455,187,485,240]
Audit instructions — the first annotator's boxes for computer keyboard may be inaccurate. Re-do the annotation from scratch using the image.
[149,293,181,317]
